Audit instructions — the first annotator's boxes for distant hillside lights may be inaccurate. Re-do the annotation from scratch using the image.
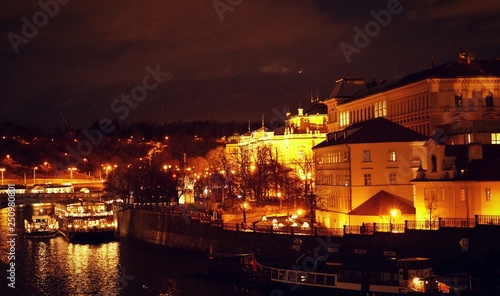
[53,65,170,170]
[7,0,70,54]
[339,0,404,63]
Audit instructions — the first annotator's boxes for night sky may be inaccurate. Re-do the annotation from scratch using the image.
[1,0,499,131]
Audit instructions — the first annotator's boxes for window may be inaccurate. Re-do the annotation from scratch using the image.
[492,133,500,144]
[486,188,492,201]
[374,101,387,118]
[431,155,437,172]
[459,188,466,202]
[455,92,463,107]
[340,111,350,127]
[486,91,493,108]
[363,150,371,162]
[389,173,396,185]
[389,150,396,162]
[364,174,371,186]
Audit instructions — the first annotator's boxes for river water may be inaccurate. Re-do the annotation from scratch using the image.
[0,204,264,296]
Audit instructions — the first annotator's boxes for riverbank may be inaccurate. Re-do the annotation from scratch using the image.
[116,206,500,282]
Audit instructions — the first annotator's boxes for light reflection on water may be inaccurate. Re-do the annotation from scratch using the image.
[1,206,261,296]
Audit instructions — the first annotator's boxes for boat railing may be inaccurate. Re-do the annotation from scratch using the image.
[259,264,338,287]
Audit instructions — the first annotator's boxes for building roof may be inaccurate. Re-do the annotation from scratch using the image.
[303,101,327,115]
[348,190,415,216]
[329,77,367,101]
[338,58,500,104]
[313,117,428,149]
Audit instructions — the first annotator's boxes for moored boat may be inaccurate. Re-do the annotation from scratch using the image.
[24,214,58,238]
[54,199,116,243]
[256,256,446,295]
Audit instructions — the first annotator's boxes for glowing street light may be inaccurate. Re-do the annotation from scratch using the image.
[389,208,401,232]
[0,168,5,185]
[33,167,38,184]
[68,167,77,180]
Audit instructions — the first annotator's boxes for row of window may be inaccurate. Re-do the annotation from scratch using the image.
[455,91,494,107]
[363,150,396,162]
[335,91,494,128]
[362,173,397,186]
[424,187,493,202]
[318,174,350,186]
[317,151,349,164]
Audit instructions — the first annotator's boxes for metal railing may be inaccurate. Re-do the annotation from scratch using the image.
[122,205,500,237]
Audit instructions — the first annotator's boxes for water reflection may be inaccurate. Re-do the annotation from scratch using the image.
[1,206,260,296]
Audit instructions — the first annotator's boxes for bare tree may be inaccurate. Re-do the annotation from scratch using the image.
[292,153,320,227]
[424,188,440,229]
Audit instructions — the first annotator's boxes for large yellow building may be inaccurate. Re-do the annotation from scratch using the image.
[313,118,428,228]
[226,101,328,169]
[315,54,500,227]
[325,54,500,145]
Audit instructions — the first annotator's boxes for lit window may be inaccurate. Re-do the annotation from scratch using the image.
[340,111,350,127]
[389,173,396,185]
[382,101,387,116]
[492,133,500,144]
[459,188,466,201]
[364,173,371,186]
[486,188,492,201]
[363,150,371,162]
[389,150,396,162]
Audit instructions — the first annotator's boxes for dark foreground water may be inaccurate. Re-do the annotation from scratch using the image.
[0,205,263,296]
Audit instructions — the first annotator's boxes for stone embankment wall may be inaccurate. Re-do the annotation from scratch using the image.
[117,208,500,275]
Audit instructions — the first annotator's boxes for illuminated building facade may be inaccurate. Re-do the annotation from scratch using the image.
[325,54,500,145]
[412,140,500,221]
[313,118,428,228]
[226,101,328,171]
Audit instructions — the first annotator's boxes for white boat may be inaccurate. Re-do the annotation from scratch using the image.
[24,214,58,238]
[54,199,116,243]
[256,256,446,295]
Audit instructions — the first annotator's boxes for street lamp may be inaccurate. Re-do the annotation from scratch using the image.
[243,202,248,225]
[390,208,400,232]
[105,165,111,178]
[68,167,77,180]
[0,168,5,185]
[33,167,38,184]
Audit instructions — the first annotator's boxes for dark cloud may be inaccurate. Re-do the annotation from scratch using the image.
[1,0,498,131]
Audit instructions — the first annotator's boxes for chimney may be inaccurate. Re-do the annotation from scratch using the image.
[468,142,483,161]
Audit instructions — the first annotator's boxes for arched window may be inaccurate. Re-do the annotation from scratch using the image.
[486,91,493,107]
[455,92,463,107]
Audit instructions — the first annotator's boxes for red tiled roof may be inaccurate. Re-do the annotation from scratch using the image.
[349,190,415,216]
